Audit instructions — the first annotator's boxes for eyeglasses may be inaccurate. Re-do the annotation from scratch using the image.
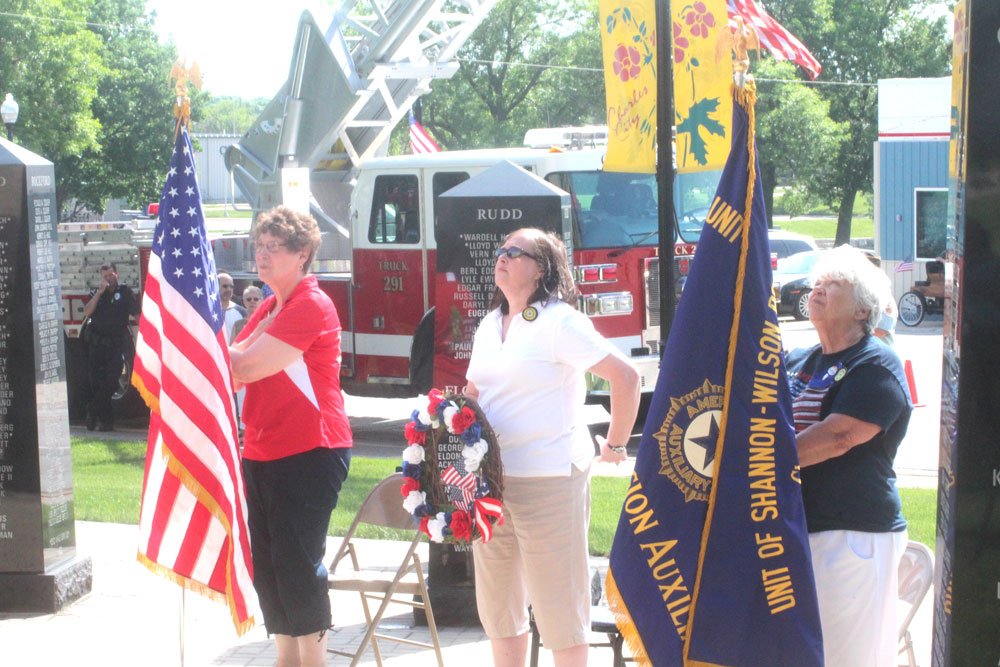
[220,284,234,290]
[254,241,287,255]
[494,245,538,261]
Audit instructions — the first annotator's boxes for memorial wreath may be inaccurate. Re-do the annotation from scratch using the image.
[400,389,504,544]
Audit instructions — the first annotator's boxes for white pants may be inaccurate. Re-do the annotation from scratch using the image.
[809,529,908,667]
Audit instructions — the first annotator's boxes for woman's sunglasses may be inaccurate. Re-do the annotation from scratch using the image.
[494,245,538,261]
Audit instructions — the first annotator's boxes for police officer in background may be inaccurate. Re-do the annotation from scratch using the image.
[81,263,140,431]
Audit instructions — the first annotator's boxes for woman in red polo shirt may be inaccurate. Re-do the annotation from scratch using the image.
[230,206,352,667]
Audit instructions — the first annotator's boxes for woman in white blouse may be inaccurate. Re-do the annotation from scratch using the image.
[465,227,639,667]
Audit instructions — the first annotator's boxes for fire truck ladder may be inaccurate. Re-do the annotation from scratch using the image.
[327,0,498,167]
[226,0,497,211]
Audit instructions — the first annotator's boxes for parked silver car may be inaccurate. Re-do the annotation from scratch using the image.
[768,229,819,259]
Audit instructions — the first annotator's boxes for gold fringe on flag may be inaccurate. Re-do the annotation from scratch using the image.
[605,570,652,666]
[131,371,161,416]
[136,552,256,637]
[137,438,255,636]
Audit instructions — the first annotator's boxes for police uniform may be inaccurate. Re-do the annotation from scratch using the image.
[85,285,139,429]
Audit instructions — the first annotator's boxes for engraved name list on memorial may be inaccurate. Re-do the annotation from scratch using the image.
[0,212,12,544]
[29,182,76,562]
[449,231,500,367]
[32,191,62,388]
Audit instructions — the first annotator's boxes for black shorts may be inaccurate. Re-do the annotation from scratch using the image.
[243,447,351,636]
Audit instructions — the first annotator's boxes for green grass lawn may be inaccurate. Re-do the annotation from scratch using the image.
[203,205,252,218]
[588,479,937,556]
[772,217,874,241]
[71,438,936,556]
[769,189,874,241]
[899,487,936,550]
[71,438,408,539]
[72,439,147,524]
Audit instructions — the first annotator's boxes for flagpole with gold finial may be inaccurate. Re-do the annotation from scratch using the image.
[716,16,760,90]
[714,15,759,269]
[169,57,202,136]
[165,62,202,667]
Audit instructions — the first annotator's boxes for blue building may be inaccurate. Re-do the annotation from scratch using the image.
[873,77,950,299]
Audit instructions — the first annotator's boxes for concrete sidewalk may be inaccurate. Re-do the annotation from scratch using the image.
[0,520,936,666]
[0,522,614,666]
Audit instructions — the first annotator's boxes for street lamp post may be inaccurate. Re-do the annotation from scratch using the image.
[1,93,20,141]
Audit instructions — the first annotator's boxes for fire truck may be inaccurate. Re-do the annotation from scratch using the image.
[213,3,723,404]
[216,136,721,403]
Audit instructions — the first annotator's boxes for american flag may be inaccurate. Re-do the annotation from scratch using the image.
[441,465,476,490]
[896,253,914,273]
[450,487,477,512]
[132,123,257,635]
[727,0,822,80]
[441,465,476,510]
[409,109,441,154]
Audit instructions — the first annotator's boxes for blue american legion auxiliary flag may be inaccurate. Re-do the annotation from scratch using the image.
[606,83,823,666]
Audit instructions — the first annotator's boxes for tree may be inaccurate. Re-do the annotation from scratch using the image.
[60,0,182,217]
[769,0,950,244]
[421,0,600,149]
[527,4,605,129]
[754,60,843,227]
[192,96,269,135]
[1,0,186,218]
[0,0,104,176]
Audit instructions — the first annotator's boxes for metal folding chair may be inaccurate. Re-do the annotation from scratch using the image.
[529,605,631,667]
[898,540,934,667]
[326,473,444,666]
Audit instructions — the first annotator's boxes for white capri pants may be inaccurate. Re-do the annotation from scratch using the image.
[809,529,908,667]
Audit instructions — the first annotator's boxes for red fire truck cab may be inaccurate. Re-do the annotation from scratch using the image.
[214,143,721,404]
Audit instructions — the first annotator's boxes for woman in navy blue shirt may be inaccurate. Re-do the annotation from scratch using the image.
[787,245,911,667]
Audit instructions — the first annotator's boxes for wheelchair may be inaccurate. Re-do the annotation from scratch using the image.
[898,260,944,327]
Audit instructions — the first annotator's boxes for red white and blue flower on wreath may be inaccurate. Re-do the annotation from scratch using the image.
[401,389,503,543]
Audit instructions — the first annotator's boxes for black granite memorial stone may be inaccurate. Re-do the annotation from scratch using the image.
[0,138,91,613]
[432,160,572,393]
[931,2,1000,664]
[423,160,571,625]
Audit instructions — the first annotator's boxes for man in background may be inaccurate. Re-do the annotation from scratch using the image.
[219,272,246,342]
[81,263,140,431]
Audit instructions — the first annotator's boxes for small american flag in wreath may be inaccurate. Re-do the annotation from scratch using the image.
[400,389,504,544]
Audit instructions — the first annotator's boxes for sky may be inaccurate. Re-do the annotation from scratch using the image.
[147,1,957,99]
[146,1,336,99]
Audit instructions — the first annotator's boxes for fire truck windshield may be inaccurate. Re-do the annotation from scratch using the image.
[554,169,722,249]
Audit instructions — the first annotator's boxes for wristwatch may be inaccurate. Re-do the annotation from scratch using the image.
[609,444,627,454]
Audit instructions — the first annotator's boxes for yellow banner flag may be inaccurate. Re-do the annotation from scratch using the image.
[599,0,657,172]
[948,0,967,180]
[673,0,732,173]
[600,0,732,174]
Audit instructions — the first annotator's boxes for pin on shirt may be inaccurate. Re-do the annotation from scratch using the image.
[521,306,538,322]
